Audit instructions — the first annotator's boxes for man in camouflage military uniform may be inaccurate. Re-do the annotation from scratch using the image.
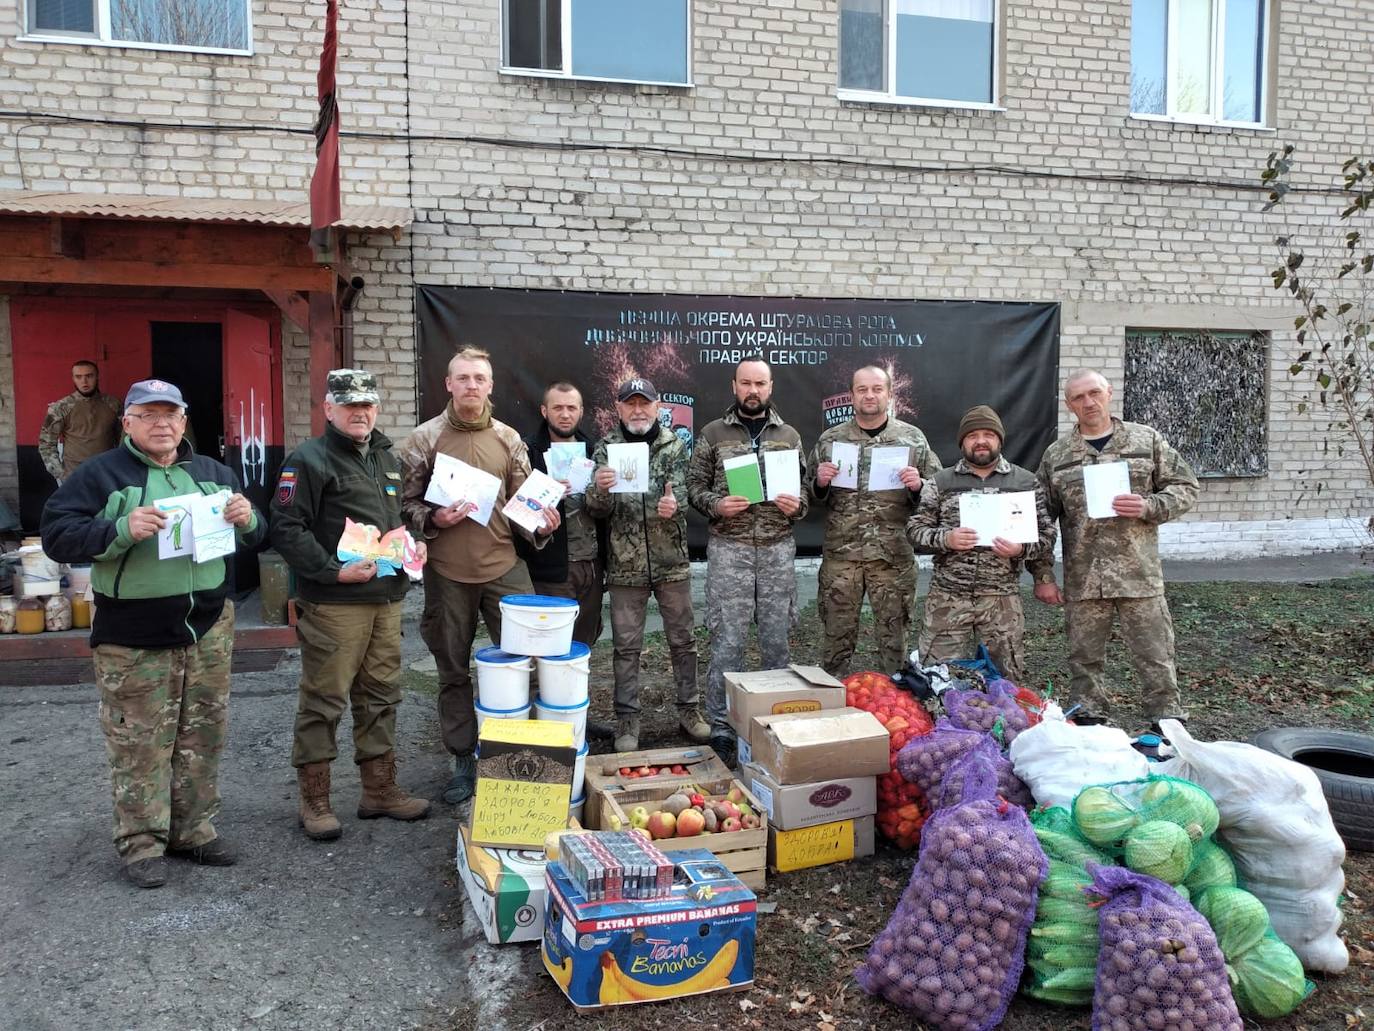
[1034,370,1199,725]
[808,365,942,676]
[272,370,431,841]
[586,378,709,752]
[400,347,559,805]
[688,358,808,761]
[41,378,264,888]
[39,359,122,483]
[907,405,1055,682]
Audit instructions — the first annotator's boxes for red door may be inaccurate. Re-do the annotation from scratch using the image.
[223,307,282,497]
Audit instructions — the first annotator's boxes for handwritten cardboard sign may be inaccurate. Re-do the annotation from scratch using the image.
[470,719,576,848]
[771,819,857,872]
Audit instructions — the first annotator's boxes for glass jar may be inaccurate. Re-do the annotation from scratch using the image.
[44,593,73,632]
[16,597,44,634]
[71,594,92,630]
[0,596,17,634]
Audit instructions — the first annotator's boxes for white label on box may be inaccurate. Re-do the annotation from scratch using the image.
[562,913,575,946]
[737,736,752,766]
[750,777,774,819]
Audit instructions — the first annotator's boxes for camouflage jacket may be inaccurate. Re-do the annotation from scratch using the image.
[1037,418,1199,601]
[39,390,122,479]
[585,423,690,587]
[686,404,809,546]
[906,457,1057,596]
[807,417,942,565]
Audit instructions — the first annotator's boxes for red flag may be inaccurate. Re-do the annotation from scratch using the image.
[309,0,341,245]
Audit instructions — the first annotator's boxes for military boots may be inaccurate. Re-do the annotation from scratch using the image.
[298,761,342,841]
[358,751,431,821]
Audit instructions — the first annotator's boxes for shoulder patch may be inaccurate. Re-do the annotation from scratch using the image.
[276,467,297,506]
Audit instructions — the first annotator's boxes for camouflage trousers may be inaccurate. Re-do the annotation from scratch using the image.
[1065,594,1187,721]
[817,557,916,677]
[93,601,234,863]
[609,579,699,717]
[704,535,797,734]
[291,599,403,768]
[918,587,1026,683]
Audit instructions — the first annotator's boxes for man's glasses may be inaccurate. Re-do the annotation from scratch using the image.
[127,412,186,426]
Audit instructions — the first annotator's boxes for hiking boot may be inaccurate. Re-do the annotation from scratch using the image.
[443,753,477,805]
[298,761,342,841]
[678,706,710,744]
[124,856,167,889]
[168,837,237,866]
[586,719,617,742]
[709,731,738,769]
[614,717,640,753]
[358,751,431,821]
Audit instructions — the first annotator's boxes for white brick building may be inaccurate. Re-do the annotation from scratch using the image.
[1,0,1370,554]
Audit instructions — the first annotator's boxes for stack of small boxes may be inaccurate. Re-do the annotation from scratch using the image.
[726,665,892,874]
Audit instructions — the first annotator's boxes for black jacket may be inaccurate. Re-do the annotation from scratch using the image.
[270,425,410,605]
[515,421,607,583]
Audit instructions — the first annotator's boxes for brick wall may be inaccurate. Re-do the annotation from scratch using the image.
[1,0,1371,544]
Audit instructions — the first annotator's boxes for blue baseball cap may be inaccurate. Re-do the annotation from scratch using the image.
[126,378,187,408]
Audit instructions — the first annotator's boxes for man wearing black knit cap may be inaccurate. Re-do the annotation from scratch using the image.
[905,405,1056,682]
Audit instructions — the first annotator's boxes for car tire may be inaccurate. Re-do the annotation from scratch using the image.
[1253,727,1374,853]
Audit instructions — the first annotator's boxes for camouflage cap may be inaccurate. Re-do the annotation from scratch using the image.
[327,368,380,405]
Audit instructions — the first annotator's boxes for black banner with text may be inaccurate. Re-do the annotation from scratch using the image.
[416,288,1059,553]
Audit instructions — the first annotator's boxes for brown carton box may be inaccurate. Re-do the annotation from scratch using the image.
[747,707,891,785]
[724,664,845,748]
[739,762,877,831]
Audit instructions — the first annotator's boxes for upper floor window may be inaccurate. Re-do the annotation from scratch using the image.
[839,0,998,108]
[1131,0,1268,126]
[25,0,250,54]
[502,0,691,86]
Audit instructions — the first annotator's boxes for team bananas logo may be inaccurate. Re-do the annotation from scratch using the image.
[597,939,739,1003]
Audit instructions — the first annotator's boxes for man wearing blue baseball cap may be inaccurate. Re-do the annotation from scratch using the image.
[41,378,266,889]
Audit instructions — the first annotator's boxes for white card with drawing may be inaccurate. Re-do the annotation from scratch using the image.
[544,443,584,483]
[763,449,802,501]
[155,493,199,559]
[867,446,909,491]
[424,452,501,526]
[1083,461,1131,519]
[606,442,650,494]
[566,457,595,494]
[189,491,237,562]
[830,442,859,489]
[502,469,567,534]
[959,491,1040,546]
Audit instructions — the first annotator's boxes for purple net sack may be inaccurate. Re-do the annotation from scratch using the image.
[1089,864,1243,1031]
[897,719,1035,810]
[943,680,1031,746]
[857,755,1047,1029]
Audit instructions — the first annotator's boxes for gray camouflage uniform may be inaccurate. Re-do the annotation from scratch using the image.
[807,417,942,676]
[687,404,809,735]
[906,457,1056,682]
[1037,417,1199,720]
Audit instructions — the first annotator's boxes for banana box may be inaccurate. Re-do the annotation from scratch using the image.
[541,849,756,1009]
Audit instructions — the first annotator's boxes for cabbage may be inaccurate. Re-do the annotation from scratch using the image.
[1072,786,1140,846]
[1229,934,1312,1019]
[1183,839,1238,895]
[1141,776,1220,841]
[1122,820,1193,884]
[1196,886,1270,958]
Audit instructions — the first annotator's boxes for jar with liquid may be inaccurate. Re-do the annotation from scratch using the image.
[16,597,44,634]
[71,594,92,629]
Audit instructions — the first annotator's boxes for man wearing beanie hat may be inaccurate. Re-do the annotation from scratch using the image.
[906,404,1056,681]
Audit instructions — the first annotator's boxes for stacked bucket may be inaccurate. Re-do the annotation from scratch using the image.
[474,594,591,820]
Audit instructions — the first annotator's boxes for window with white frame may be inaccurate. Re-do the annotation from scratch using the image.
[26,0,250,53]
[503,0,691,86]
[839,0,997,106]
[1131,0,1268,125]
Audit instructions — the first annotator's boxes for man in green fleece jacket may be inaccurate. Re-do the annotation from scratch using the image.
[41,379,264,889]
[271,369,431,841]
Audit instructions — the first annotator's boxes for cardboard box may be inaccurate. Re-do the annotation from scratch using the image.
[455,822,551,945]
[599,778,767,890]
[739,763,877,831]
[582,746,732,831]
[768,815,876,873]
[724,665,845,748]
[541,849,756,1009]
[470,719,576,848]
[747,707,891,784]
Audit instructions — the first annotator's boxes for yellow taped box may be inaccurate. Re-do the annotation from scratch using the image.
[581,745,732,831]
[599,777,768,891]
[746,707,891,784]
[724,665,845,755]
[470,719,576,849]
[769,816,876,873]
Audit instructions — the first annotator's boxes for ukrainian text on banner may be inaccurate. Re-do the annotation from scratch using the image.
[416,288,1059,553]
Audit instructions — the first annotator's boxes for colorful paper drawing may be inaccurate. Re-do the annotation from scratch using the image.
[336,516,423,578]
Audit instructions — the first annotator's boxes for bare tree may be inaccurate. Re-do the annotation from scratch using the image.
[111,0,247,50]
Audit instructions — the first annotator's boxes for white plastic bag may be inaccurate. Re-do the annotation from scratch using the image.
[1156,719,1348,973]
[1007,705,1150,811]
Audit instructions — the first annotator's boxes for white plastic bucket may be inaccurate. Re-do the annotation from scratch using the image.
[64,563,93,597]
[534,695,589,751]
[499,594,579,658]
[535,642,591,707]
[475,646,532,711]
[17,545,61,595]
[572,742,589,800]
[474,699,530,737]
[569,793,586,825]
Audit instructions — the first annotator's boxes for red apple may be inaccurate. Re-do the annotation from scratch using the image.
[637,766,655,778]
[646,810,677,839]
[718,800,741,821]
[741,812,760,829]
[618,767,633,776]
[721,816,742,833]
[670,764,687,775]
[676,809,705,836]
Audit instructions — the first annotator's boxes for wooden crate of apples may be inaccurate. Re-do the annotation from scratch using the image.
[601,777,767,890]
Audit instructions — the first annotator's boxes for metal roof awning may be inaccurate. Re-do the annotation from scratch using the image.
[0,189,412,232]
